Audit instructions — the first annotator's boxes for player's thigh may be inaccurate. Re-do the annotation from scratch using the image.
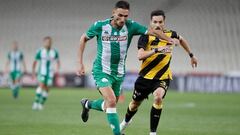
[10,71,16,82]
[14,71,22,83]
[92,71,113,89]
[46,77,53,87]
[93,72,116,104]
[153,79,170,99]
[112,76,124,97]
[99,87,117,107]
[38,75,50,90]
[133,76,154,101]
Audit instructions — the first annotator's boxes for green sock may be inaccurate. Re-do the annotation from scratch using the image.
[40,90,48,105]
[89,99,104,111]
[35,93,42,103]
[13,85,20,98]
[35,87,42,103]
[106,108,120,135]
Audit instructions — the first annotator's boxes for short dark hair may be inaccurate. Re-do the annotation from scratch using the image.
[115,0,130,10]
[43,36,52,41]
[151,10,165,20]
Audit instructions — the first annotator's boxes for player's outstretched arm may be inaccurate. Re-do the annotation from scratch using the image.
[179,36,198,68]
[4,60,10,74]
[56,60,60,74]
[77,34,89,76]
[22,59,27,74]
[32,60,37,79]
[147,28,175,45]
[137,48,155,60]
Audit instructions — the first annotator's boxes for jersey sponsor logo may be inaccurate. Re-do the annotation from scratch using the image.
[102,35,127,41]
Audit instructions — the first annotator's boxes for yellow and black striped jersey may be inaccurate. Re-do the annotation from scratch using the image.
[138,30,179,80]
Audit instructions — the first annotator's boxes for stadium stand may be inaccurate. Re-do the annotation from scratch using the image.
[0,0,239,74]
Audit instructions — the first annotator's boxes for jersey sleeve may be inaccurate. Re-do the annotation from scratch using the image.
[138,35,149,50]
[35,50,41,60]
[86,21,102,39]
[129,20,148,36]
[171,31,180,39]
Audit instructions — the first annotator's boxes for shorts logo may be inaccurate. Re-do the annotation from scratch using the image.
[101,78,109,83]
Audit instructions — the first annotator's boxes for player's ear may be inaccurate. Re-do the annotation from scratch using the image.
[112,8,116,16]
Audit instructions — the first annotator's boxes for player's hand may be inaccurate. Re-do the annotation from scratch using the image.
[191,56,198,68]
[76,63,85,76]
[157,46,172,53]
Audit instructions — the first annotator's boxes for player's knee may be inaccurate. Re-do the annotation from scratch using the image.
[106,96,117,107]
[129,100,141,111]
[153,88,165,104]
[154,96,162,105]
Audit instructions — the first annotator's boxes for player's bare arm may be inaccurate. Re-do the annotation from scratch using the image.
[137,46,172,60]
[56,59,61,74]
[77,33,90,76]
[4,60,10,74]
[179,36,198,68]
[32,60,37,78]
[147,28,175,45]
[22,59,27,73]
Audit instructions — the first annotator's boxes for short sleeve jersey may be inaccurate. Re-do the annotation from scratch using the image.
[7,51,24,72]
[86,19,148,77]
[35,48,59,77]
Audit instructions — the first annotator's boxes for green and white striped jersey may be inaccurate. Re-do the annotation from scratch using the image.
[86,19,147,77]
[35,48,59,77]
[7,51,24,72]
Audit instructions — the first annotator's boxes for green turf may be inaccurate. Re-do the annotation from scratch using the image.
[0,88,240,135]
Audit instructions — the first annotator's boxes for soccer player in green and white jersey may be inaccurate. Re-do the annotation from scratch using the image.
[32,36,60,110]
[77,1,175,135]
[5,41,27,99]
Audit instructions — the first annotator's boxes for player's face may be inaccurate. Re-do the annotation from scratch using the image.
[12,42,18,51]
[112,8,129,28]
[44,39,52,49]
[150,16,165,30]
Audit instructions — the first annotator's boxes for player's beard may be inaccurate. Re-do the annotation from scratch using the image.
[113,17,125,29]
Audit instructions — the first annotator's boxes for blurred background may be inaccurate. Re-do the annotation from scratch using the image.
[0,0,240,92]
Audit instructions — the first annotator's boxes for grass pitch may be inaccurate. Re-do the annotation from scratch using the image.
[0,88,240,135]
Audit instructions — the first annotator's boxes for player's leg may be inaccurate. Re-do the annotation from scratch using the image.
[9,72,14,94]
[32,75,48,110]
[10,71,18,99]
[12,72,22,98]
[39,77,52,106]
[32,83,42,110]
[38,83,49,110]
[99,86,121,135]
[150,80,169,135]
[81,73,122,135]
[120,99,142,132]
[120,76,151,132]
[80,72,113,122]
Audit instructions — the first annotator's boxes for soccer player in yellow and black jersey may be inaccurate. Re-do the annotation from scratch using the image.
[120,10,198,135]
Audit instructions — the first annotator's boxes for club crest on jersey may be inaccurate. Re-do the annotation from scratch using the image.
[102,35,127,41]
[101,78,109,83]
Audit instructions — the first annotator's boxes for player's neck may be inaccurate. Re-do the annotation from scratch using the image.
[110,20,123,30]
[44,47,51,50]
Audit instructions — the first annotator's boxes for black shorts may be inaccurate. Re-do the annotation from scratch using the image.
[132,76,170,101]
